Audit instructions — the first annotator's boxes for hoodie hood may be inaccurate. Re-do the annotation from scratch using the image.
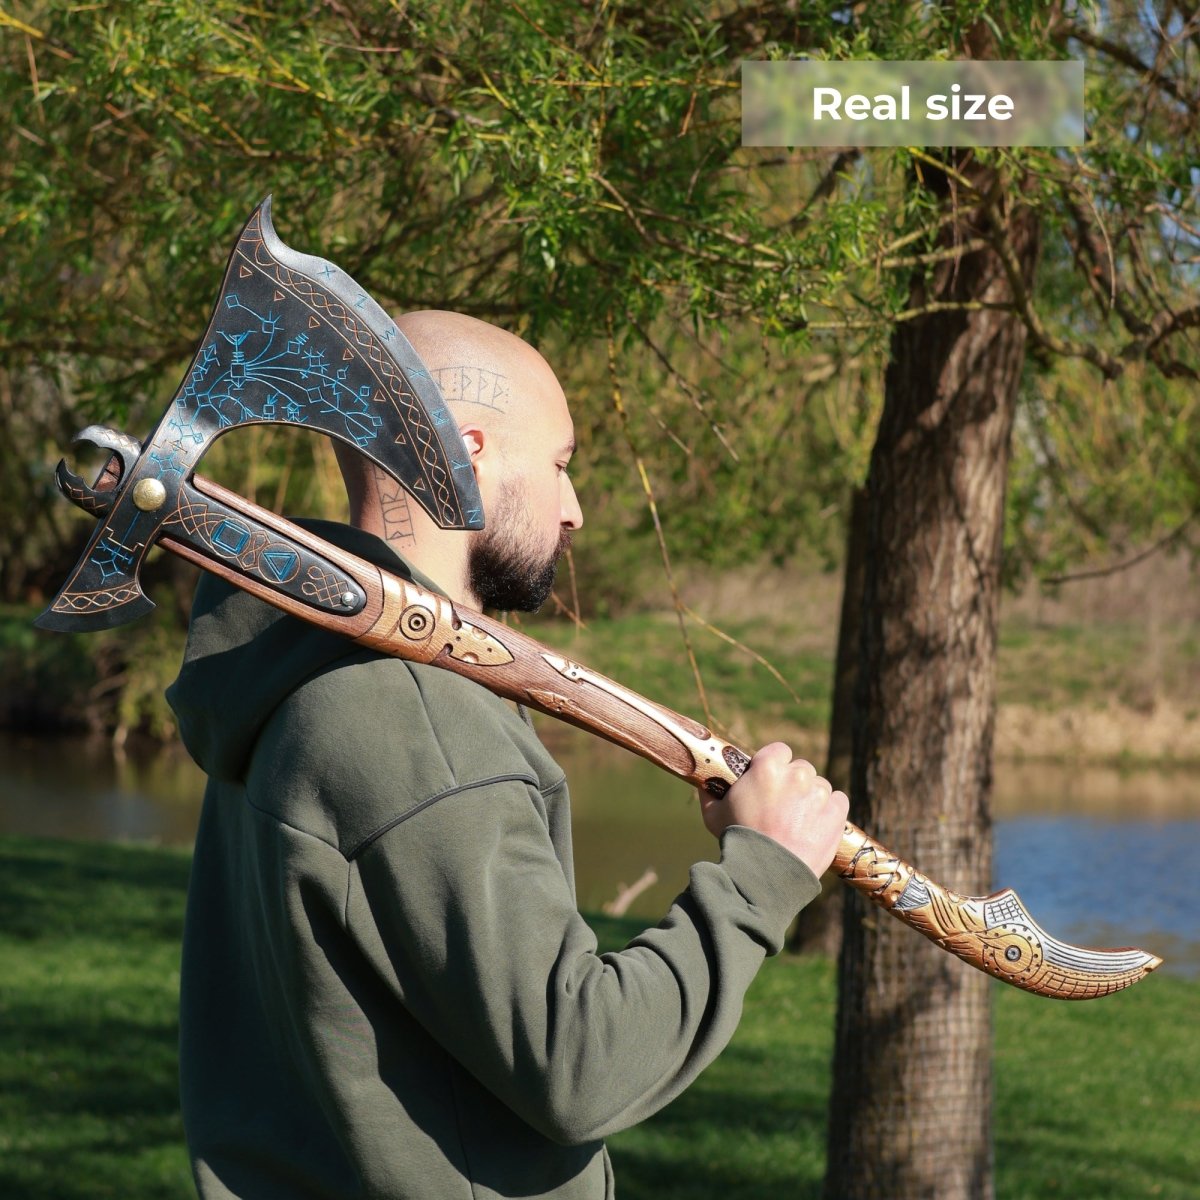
[166,519,449,784]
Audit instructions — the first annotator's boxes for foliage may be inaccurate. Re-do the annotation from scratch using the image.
[0,0,1197,684]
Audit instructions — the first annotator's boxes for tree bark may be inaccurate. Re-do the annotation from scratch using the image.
[822,158,1040,1200]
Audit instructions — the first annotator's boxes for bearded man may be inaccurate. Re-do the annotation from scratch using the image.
[167,310,848,1200]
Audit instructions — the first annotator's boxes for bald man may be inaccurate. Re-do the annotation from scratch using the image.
[167,312,847,1200]
[333,310,583,616]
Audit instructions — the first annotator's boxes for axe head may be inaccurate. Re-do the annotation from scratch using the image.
[36,196,484,632]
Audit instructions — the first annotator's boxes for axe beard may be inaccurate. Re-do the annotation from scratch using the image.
[467,480,571,613]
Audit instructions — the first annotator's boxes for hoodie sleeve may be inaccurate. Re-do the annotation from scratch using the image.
[345,775,820,1146]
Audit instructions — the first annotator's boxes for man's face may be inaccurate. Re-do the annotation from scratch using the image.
[467,478,572,612]
[466,391,582,612]
[458,350,580,614]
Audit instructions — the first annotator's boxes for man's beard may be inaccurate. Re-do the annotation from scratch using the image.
[467,483,571,613]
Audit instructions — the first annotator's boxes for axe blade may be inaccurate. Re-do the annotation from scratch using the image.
[36,196,483,633]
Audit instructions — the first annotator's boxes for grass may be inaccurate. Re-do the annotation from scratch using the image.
[996,616,1166,713]
[519,606,1200,758]
[0,837,192,1199]
[2,837,1197,1199]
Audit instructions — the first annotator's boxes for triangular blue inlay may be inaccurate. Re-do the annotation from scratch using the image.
[262,548,299,581]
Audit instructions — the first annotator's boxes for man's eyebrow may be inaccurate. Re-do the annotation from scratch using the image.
[558,437,576,459]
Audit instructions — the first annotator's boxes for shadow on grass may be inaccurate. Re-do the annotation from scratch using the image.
[590,912,830,1198]
[0,836,192,1199]
[611,1088,827,1200]
[994,1072,1200,1198]
[0,835,190,942]
[0,1010,189,1200]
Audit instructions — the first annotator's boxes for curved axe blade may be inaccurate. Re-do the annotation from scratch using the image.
[36,196,483,633]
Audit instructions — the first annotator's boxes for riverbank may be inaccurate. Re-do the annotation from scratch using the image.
[525,545,1200,768]
[1,835,1196,1198]
[5,547,1199,766]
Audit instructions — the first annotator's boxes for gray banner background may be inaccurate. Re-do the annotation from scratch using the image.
[743,61,1085,147]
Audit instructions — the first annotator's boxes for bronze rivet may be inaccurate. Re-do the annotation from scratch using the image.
[132,478,167,512]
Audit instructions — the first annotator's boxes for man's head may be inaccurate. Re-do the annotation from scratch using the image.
[335,310,582,611]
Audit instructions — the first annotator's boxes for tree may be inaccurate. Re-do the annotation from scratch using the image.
[826,150,1040,1200]
[821,7,1198,1196]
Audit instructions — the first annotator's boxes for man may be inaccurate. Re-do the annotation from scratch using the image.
[167,310,849,1199]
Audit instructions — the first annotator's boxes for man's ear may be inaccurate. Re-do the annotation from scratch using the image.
[459,424,485,461]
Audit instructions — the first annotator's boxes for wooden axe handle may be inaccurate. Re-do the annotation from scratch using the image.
[163,474,1161,1001]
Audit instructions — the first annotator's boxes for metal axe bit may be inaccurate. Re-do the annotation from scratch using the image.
[36,196,483,633]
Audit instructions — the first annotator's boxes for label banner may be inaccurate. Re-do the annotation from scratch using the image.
[742,61,1085,147]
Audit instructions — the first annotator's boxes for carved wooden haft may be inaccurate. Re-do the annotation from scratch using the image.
[149,475,1160,1001]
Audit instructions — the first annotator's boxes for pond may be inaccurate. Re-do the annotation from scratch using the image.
[1,727,1196,977]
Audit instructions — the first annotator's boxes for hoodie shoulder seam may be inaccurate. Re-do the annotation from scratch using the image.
[240,793,348,858]
[346,772,542,860]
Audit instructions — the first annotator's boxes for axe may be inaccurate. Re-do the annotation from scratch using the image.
[37,198,1161,1001]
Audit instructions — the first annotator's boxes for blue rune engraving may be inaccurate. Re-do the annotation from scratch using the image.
[149,445,186,482]
[175,290,384,448]
[90,537,136,582]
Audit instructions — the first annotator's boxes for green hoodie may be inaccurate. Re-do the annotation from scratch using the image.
[166,520,820,1200]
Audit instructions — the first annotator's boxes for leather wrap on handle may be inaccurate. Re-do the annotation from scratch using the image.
[163,477,1161,1000]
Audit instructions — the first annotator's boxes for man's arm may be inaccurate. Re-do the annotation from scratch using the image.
[346,772,822,1146]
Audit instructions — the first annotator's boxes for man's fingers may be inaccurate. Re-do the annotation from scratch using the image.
[748,743,817,788]
[701,741,850,872]
[807,774,833,801]
[792,759,817,790]
[749,741,793,771]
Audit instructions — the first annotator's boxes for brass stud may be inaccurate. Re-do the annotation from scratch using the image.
[132,478,167,512]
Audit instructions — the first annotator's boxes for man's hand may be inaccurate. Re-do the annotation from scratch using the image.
[700,742,848,878]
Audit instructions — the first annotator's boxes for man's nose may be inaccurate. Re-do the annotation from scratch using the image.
[561,475,583,530]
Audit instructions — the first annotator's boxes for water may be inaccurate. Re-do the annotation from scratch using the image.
[995,816,1197,976]
[1,727,1196,976]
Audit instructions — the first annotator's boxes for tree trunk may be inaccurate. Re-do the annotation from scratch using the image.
[823,159,1040,1200]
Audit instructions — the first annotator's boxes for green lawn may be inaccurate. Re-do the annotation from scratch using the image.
[1,837,1196,1199]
